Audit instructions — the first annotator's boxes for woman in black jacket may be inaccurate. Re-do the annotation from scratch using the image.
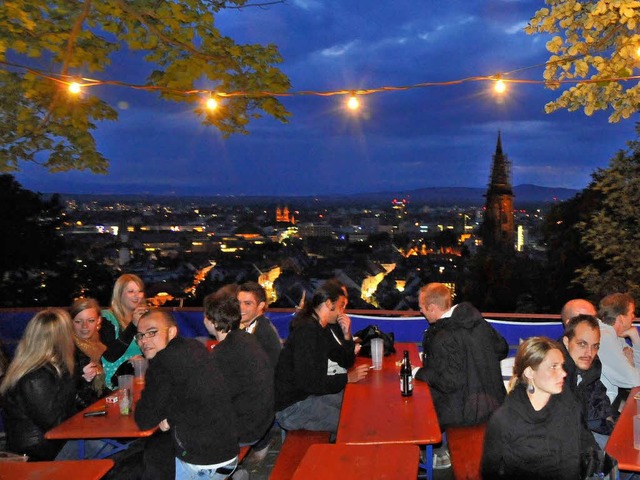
[275,281,368,434]
[0,308,77,461]
[481,336,603,479]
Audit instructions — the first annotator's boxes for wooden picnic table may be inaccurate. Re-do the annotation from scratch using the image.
[292,443,420,479]
[0,459,114,480]
[606,386,640,472]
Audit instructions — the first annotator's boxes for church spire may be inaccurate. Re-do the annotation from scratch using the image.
[483,132,515,250]
[488,130,512,195]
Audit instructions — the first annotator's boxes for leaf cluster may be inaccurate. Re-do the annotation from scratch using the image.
[526,0,640,121]
[0,0,291,173]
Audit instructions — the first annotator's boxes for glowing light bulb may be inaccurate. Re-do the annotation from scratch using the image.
[347,94,360,110]
[636,46,640,58]
[206,97,218,111]
[494,79,506,94]
[68,82,81,94]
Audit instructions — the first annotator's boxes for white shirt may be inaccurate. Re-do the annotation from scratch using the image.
[598,320,640,402]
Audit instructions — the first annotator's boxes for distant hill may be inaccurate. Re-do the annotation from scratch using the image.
[350,184,578,207]
[60,184,579,207]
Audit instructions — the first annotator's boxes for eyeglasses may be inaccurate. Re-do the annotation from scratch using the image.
[135,327,169,342]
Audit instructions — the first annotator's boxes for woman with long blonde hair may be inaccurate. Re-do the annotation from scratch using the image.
[1,309,77,461]
[101,274,147,389]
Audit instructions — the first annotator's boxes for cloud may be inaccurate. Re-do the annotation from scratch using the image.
[504,21,528,34]
[320,40,358,57]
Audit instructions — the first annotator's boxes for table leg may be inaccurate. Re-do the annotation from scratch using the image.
[418,445,433,480]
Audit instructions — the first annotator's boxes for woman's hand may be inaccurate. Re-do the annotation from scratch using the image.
[132,305,149,327]
[82,362,98,382]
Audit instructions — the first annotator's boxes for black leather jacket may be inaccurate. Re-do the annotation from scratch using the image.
[2,363,76,460]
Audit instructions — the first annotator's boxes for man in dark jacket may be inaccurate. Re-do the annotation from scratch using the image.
[561,313,615,448]
[134,310,239,479]
[237,281,282,368]
[414,283,508,468]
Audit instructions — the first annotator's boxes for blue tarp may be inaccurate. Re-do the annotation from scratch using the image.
[0,310,565,359]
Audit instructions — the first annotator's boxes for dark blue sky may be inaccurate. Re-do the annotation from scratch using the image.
[14,0,639,196]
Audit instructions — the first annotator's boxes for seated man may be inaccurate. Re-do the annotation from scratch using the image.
[237,281,282,368]
[204,294,274,447]
[561,298,597,326]
[597,293,640,407]
[134,310,239,480]
[561,314,614,448]
[414,283,508,429]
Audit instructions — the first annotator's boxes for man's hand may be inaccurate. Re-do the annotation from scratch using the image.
[337,314,352,340]
[621,326,640,345]
[159,419,170,431]
[347,364,369,383]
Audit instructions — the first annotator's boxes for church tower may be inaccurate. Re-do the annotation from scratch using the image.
[483,132,514,250]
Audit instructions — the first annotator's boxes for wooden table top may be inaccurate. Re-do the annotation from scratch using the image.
[606,386,640,472]
[292,443,420,479]
[45,384,155,440]
[336,342,442,446]
[0,459,114,480]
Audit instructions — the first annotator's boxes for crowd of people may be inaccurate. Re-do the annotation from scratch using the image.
[0,275,638,479]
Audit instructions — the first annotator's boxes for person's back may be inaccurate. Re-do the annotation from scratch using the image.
[1,308,78,461]
[416,298,508,429]
[210,329,274,444]
[3,363,76,460]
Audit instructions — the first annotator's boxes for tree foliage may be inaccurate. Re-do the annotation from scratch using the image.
[575,128,640,299]
[526,0,640,121]
[541,187,602,308]
[0,0,290,173]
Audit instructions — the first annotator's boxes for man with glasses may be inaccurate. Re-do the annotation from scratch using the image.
[134,310,240,480]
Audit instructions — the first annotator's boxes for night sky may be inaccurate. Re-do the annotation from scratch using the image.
[13,0,639,197]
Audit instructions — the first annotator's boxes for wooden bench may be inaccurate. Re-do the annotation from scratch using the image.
[269,430,331,480]
[447,423,487,480]
[238,445,251,463]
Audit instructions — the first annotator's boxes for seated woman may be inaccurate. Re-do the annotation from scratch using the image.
[1,308,77,461]
[70,297,107,409]
[481,336,605,479]
[101,273,147,389]
[274,281,369,434]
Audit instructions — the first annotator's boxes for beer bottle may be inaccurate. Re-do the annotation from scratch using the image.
[400,350,413,397]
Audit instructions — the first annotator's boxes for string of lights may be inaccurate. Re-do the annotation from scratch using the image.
[3,56,640,112]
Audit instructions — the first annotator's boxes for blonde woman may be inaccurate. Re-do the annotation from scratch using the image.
[1,309,77,461]
[70,297,107,408]
[481,336,604,479]
[101,274,147,389]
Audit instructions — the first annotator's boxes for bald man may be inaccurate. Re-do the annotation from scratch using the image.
[561,299,597,326]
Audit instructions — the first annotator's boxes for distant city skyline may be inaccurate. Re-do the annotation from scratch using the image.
[12,1,639,196]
